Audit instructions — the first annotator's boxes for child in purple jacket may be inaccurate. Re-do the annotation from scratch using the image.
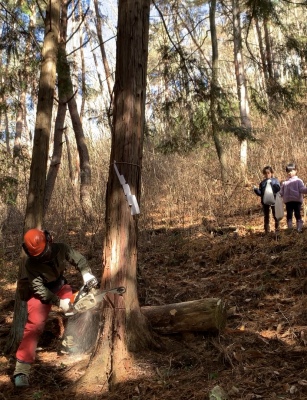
[280,163,307,232]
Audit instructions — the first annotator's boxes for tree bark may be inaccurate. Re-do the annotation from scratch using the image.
[93,0,114,128]
[141,298,227,334]
[75,0,154,393]
[232,0,251,183]
[68,98,93,221]
[44,0,72,214]
[44,102,66,214]
[209,0,227,183]
[13,86,24,160]
[77,0,86,122]
[24,1,60,229]
[56,0,93,221]
[93,0,114,98]
[5,0,60,354]
[13,1,36,160]
[263,17,273,80]
[255,18,268,84]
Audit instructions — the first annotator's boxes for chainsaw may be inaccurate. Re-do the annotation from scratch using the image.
[65,283,126,316]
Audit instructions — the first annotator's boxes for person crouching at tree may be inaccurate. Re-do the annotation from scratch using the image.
[13,228,98,389]
[253,165,281,234]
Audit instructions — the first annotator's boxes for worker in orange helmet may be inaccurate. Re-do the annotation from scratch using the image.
[13,228,98,389]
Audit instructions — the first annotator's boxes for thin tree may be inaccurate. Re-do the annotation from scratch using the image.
[59,0,93,221]
[77,0,86,122]
[209,0,228,183]
[93,0,114,98]
[232,0,252,182]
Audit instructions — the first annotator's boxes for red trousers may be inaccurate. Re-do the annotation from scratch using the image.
[16,284,72,363]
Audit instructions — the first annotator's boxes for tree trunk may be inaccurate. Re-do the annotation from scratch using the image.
[5,109,10,154]
[77,0,86,122]
[44,0,72,214]
[75,0,155,393]
[64,129,80,206]
[56,0,93,221]
[13,86,24,160]
[93,0,114,128]
[68,98,93,221]
[44,102,67,214]
[5,0,60,354]
[232,0,251,183]
[13,2,35,161]
[93,0,114,98]
[263,17,273,80]
[84,19,104,91]
[255,17,268,83]
[141,298,227,334]
[209,0,227,183]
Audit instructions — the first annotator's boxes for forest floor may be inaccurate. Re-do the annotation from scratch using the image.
[2,206,307,399]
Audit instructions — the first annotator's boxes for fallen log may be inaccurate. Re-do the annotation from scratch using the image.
[141,298,227,334]
[47,298,227,345]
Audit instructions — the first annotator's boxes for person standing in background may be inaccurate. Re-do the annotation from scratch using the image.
[280,163,307,232]
[253,165,281,234]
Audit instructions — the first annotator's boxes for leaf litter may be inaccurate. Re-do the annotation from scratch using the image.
[2,214,307,399]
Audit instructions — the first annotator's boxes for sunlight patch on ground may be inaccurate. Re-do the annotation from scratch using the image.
[0,280,17,291]
[37,351,90,367]
[0,375,9,385]
[0,356,9,368]
[259,329,277,339]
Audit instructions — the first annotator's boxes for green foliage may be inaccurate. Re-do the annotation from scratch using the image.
[0,176,18,205]
[250,78,306,117]
[150,93,212,155]
[192,101,211,135]
[249,87,269,115]
[32,391,43,400]
[285,35,307,59]
[185,0,210,6]
[245,0,278,21]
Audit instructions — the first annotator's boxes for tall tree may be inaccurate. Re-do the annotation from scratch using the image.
[44,0,70,213]
[209,0,228,183]
[55,0,93,221]
[75,0,157,391]
[232,0,251,182]
[5,0,60,353]
[93,0,114,98]
[77,0,86,122]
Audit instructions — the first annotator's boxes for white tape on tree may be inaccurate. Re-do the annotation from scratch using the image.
[114,161,140,215]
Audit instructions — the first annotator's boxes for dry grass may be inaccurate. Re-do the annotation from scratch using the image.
[1,110,307,398]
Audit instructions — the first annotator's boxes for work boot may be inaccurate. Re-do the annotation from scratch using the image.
[59,335,78,354]
[13,360,31,388]
[14,374,29,388]
[297,220,304,232]
[287,220,293,229]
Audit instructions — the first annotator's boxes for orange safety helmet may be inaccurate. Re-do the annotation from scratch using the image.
[23,229,48,257]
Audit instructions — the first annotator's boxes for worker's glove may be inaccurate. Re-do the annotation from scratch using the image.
[59,298,71,313]
[82,272,98,289]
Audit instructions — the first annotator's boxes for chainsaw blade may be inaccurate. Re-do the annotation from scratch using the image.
[68,286,126,315]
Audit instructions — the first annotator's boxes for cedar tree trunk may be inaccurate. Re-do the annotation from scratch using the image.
[74,0,157,394]
[5,0,60,354]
